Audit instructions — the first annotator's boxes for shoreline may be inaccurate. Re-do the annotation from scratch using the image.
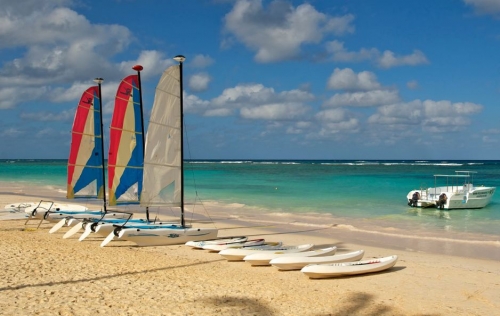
[2,181,500,261]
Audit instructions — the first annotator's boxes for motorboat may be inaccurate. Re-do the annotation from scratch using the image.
[406,171,495,210]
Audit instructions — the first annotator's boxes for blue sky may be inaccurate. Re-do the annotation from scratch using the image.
[1,0,500,160]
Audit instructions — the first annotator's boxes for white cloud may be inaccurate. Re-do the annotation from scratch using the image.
[241,103,309,120]
[327,68,382,91]
[464,0,500,16]
[0,127,25,137]
[20,109,74,122]
[407,80,419,90]
[190,55,215,68]
[324,90,400,107]
[377,50,429,68]
[188,73,212,92]
[0,3,172,109]
[118,50,173,80]
[224,0,355,62]
[0,86,48,109]
[326,40,429,69]
[368,99,483,133]
[315,108,347,122]
[186,83,314,120]
[326,40,377,62]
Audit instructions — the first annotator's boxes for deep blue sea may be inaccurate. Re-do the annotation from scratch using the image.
[2,159,500,238]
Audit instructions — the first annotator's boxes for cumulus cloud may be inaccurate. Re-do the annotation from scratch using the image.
[464,0,500,16]
[407,80,419,90]
[327,68,382,91]
[185,83,314,120]
[189,73,212,92]
[224,0,355,62]
[20,109,74,121]
[368,99,483,132]
[0,2,172,109]
[241,103,309,120]
[190,55,215,68]
[323,90,400,108]
[377,50,429,68]
[326,40,429,68]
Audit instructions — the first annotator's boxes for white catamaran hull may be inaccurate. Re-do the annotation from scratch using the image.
[102,226,218,247]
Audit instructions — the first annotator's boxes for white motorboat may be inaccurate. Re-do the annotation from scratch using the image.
[406,171,495,210]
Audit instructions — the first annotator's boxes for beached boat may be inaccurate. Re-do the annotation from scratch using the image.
[101,56,218,247]
[202,239,269,252]
[62,70,150,239]
[407,171,495,210]
[243,246,337,266]
[301,255,398,279]
[219,244,313,261]
[270,250,365,271]
[185,236,248,249]
[25,84,131,230]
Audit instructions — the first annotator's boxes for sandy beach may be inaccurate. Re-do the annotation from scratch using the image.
[1,184,499,315]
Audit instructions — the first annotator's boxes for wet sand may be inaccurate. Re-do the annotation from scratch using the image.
[1,183,499,315]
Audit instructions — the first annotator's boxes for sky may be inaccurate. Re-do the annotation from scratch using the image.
[1,0,500,160]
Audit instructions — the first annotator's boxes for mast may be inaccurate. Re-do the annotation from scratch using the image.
[93,77,107,213]
[173,55,186,227]
[132,64,149,222]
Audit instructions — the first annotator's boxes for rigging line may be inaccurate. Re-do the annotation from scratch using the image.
[183,120,217,228]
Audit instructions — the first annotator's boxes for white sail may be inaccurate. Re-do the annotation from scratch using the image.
[140,65,182,207]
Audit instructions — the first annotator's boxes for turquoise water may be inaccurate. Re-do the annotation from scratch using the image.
[2,159,500,237]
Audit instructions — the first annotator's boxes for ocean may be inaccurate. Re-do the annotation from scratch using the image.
[2,159,500,240]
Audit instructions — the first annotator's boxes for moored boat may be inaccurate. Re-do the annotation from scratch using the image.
[406,171,495,210]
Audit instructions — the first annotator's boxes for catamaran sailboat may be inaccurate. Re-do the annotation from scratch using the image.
[25,83,129,227]
[100,55,218,247]
[406,171,495,210]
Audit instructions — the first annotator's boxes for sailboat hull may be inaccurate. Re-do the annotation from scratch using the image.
[116,227,218,246]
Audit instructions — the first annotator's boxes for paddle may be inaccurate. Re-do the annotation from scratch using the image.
[49,218,67,234]
[79,224,93,241]
[63,222,84,239]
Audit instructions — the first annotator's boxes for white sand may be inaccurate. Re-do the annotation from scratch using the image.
[1,183,499,315]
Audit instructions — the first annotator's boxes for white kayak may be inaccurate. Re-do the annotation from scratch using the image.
[202,238,267,252]
[219,243,313,261]
[270,250,365,271]
[244,246,337,266]
[301,255,398,279]
[185,236,248,249]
